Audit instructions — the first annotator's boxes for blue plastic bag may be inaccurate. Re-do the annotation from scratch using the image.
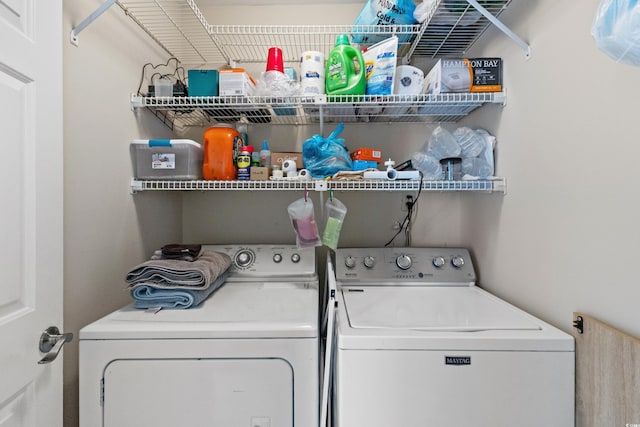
[351,0,418,45]
[592,0,640,66]
[302,123,353,178]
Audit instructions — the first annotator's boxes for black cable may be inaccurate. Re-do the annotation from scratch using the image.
[384,171,423,247]
[136,57,184,96]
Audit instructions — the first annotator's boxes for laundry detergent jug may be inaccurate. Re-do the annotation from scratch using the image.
[203,124,244,180]
[325,34,366,96]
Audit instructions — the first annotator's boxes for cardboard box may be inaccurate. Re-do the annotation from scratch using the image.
[351,147,382,162]
[423,58,502,94]
[219,68,256,96]
[250,166,270,181]
[271,152,303,169]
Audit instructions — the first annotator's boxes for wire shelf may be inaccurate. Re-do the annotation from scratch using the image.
[410,0,512,58]
[131,178,506,193]
[132,92,506,129]
[117,0,514,67]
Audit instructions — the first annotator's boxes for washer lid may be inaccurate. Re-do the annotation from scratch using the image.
[80,282,318,340]
[343,286,540,332]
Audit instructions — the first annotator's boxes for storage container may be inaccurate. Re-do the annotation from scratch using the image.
[154,78,173,97]
[187,69,219,97]
[130,139,203,180]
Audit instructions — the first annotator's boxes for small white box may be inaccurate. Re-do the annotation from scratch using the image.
[219,69,256,96]
[130,139,203,180]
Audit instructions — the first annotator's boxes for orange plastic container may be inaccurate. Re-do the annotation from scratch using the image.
[202,124,244,180]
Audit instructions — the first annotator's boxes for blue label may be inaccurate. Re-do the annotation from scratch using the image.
[148,139,172,147]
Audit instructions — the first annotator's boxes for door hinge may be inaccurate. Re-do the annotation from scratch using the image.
[100,378,105,406]
[572,315,584,334]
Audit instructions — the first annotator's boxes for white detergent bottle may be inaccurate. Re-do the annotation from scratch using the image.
[260,140,272,167]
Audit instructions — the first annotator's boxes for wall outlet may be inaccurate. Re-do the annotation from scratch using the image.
[401,194,414,212]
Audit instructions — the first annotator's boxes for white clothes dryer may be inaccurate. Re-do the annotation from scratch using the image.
[331,247,574,427]
[79,245,318,427]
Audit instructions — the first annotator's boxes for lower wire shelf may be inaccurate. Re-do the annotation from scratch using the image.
[131,178,506,194]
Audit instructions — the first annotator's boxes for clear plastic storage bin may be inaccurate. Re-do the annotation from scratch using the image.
[130,139,203,180]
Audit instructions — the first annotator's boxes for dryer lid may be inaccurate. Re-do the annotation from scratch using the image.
[342,286,541,332]
[80,282,318,340]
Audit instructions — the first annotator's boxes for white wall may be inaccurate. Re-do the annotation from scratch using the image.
[63,1,183,426]
[453,0,640,339]
[61,0,640,426]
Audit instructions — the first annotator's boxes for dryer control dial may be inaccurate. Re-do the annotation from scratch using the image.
[451,255,465,269]
[272,253,283,263]
[235,249,255,268]
[363,256,376,269]
[396,254,412,270]
[345,256,356,269]
[432,256,446,268]
[291,253,301,263]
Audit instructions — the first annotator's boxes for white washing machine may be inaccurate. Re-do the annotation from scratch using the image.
[331,247,574,427]
[79,244,318,427]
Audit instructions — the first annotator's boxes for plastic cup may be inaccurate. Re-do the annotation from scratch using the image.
[266,47,284,73]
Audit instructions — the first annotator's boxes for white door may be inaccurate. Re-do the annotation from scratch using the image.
[0,1,64,426]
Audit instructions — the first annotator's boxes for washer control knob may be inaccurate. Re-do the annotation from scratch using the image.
[345,256,356,269]
[451,256,465,269]
[273,253,283,263]
[235,250,254,268]
[363,256,376,269]
[291,253,301,263]
[432,256,446,268]
[396,254,412,270]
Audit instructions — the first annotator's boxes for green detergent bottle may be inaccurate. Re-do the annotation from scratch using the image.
[325,34,366,96]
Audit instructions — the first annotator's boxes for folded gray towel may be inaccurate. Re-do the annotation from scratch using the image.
[125,250,232,289]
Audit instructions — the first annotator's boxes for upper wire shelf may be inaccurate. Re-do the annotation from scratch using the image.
[112,0,518,67]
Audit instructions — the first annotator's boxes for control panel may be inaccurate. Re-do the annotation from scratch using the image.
[203,245,316,281]
[334,247,476,286]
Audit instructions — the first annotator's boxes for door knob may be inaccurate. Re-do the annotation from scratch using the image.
[38,326,73,364]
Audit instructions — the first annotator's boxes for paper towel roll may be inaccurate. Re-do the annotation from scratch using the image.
[393,65,424,95]
[300,51,325,95]
[384,65,425,117]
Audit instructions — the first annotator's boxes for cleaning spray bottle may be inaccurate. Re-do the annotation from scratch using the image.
[325,34,366,96]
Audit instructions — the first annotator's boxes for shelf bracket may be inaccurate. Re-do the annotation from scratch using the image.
[130,178,143,194]
[466,0,531,59]
[70,0,118,46]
